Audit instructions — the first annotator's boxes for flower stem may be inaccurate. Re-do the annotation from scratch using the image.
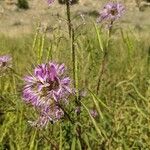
[65,0,78,92]
[57,103,74,124]
[96,24,113,95]
[71,28,77,89]
[65,0,72,38]
[65,2,84,147]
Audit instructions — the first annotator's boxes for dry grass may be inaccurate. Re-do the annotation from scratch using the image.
[0,0,149,37]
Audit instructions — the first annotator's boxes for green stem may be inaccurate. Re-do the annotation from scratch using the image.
[71,28,76,89]
[148,46,150,75]
[9,67,22,81]
[65,0,72,38]
[65,0,78,92]
[57,103,74,124]
[65,1,84,148]
[96,23,113,95]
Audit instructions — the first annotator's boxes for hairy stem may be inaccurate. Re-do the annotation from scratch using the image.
[65,0,72,38]
[71,28,77,89]
[65,0,76,90]
[65,1,84,148]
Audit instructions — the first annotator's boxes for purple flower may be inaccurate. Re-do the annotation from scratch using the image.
[97,2,125,24]
[90,109,98,118]
[0,55,12,75]
[23,62,72,126]
[23,62,71,107]
[28,106,64,127]
[47,0,55,5]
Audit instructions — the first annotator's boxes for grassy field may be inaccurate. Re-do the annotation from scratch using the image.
[0,0,150,36]
[0,0,150,149]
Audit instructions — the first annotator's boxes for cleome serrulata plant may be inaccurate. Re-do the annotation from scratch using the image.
[22,62,72,126]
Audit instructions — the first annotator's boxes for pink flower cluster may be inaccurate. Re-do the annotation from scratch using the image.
[0,55,12,75]
[97,2,125,25]
[23,62,72,127]
[47,0,55,5]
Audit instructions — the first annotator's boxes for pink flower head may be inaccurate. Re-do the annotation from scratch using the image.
[47,0,55,5]
[97,2,125,24]
[23,62,72,126]
[0,55,12,75]
[23,62,71,107]
[90,109,98,118]
[28,106,64,127]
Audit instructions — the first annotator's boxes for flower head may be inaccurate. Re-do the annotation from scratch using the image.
[47,0,55,5]
[23,62,71,106]
[0,55,12,75]
[23,62,72,126]
[90,109,98,118]
[28,106,64,127]
[97,2,125,24]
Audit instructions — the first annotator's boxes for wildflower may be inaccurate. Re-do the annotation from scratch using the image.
[0,55,12,75]
[97,2,125,24]
[90,109,98,118]
[75,106,81,114]
[47,0,55,5]
[23,62,71,106]
[23,62,72,126]
[28,106,64,127]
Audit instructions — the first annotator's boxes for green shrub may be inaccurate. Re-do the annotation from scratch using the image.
[17,0,29,9]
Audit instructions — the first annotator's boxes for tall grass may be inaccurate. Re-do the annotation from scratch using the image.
[0,13,150,150]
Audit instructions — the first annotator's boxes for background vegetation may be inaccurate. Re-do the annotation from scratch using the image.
[0,0,150,149]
